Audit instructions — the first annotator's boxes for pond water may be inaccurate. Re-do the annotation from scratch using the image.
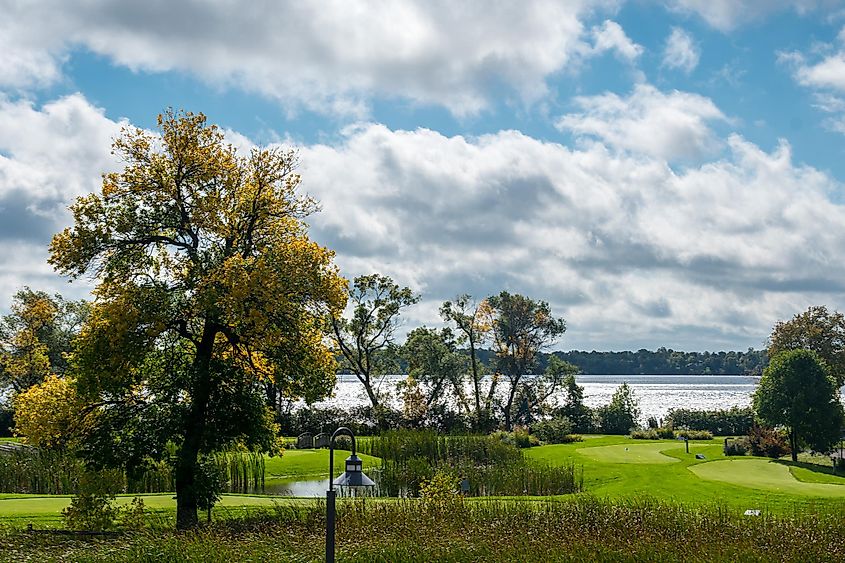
[311,373,763,421]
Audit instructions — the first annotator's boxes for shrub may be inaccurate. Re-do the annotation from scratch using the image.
[747,424,791,458]
[724,437,749,456]
[630,426,675,440]
[492,428,539,448]
[531,417,573,444]
[666,407,754,436]
[630,428,659,440]
[675,429,713,441]
[419,471,462,510]
[647,416,659,429]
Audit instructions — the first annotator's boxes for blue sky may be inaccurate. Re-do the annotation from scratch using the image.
[2,0,845,351]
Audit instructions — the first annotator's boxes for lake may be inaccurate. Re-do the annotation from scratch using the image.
[312,373,762,421]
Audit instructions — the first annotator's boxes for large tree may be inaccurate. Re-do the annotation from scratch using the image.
[440,295,495,430]
[400,326,469,420]
[753,349,843,462]
[49,110,346,529]
[485,292,566,429]
[0,288,88,393]
[330,274,418,412]
[768,306,845,386]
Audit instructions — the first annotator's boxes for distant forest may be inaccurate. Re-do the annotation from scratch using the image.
[472,348,768,376]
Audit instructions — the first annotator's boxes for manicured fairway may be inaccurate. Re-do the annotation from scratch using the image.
[264,448,380,480]
[576,442,680,464]
[690,459,845,497]
[0,493,297,526]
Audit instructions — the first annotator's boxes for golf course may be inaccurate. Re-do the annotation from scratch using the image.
[2,435,842,529]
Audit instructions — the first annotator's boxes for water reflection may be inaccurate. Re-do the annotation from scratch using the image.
[262,479,377,497]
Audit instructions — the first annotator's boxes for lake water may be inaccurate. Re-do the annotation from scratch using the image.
[312,373,762,421]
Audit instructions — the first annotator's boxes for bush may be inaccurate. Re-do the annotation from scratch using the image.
[666,407,754,436]
[747,424,791,458]
[724,437,749,456]
[675,429,713,441]
[630,427,675,440]
[531,417,573,444]
[492,428,539,448]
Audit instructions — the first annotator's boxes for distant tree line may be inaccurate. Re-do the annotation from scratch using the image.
[385,347,767,377]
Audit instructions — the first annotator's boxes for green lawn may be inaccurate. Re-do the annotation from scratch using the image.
[525,435,845,512]
[690,459,845,496]
[2,436,844,527]
[264,448,380,481]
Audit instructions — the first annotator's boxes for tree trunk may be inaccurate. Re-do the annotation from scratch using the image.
[470,338,482,430]
[790,429,798,462]
[503,381,518,431]
[175,322,216,530]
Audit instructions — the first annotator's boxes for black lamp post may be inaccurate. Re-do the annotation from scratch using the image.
[326,427,375,563]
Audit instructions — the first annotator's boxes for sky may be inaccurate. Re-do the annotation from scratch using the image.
[2,1,845,352]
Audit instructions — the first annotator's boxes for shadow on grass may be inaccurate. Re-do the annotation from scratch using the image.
[774,459,839,477]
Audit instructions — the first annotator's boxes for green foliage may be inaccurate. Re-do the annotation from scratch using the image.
[399,326,468,425]
[553,373,593,433]
[0,287,88,393]
[675,429,714,440]
[492,428,540,448]
[331,274,419,412]
[747,424,791,459]
[754,349,844,460]
[530,416,574,444]
[630,427,675,440]
[768,305,845,386]
[596,383,640,434]
[418,470,462,511]
[440,295,495,431]
[723,437,750,456]
[547,348,767,375]
[666,406,754,436]
[485,292,566,429]
[0,446,82,494]
[361,429,580,497]
[50,110,346,528]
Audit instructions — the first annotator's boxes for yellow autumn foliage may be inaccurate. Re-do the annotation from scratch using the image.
[13,374,79,449]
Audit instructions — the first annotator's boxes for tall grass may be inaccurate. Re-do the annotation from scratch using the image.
[211,450,265,494]
[3,497,843,562]
[361,430,581,497]
[0,447,266,495]
[0,447,82,494]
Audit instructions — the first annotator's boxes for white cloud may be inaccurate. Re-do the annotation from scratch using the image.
[295,121,845,350]
[665,0,828,31]
[589,20,644,61]
[4,94,845,351]
[779,27,845,134]
[662,28,700,73]
[556,84,727,161]
[0,0,621,116]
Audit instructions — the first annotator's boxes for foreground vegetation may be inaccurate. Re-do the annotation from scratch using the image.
[1,497,843,562]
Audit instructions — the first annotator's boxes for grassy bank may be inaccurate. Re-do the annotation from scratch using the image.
[1,497,843,562]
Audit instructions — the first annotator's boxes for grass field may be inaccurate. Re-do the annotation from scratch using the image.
[524,435,845,512]
[1,436,844,529]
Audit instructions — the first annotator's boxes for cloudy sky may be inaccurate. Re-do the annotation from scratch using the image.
[2,1,845,352]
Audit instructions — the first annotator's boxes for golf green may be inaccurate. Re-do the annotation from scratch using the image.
[577,442,681,464]
[689,459,845,497]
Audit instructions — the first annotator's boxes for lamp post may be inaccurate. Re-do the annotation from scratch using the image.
[326,427,375,563]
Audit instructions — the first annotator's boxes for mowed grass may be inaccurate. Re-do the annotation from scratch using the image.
[525,435,845,513]
[690,459,845,497]
[577,441,681,464]
[264,448,380,482]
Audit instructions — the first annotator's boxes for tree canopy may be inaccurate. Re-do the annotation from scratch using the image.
[768,306,845,386]
[330,274,419,413]
[485,291,566,429]
[49,110,346,529]
[753,349,843,461]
